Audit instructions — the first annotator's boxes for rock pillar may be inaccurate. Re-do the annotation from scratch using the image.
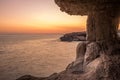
[84,10,120,80]
[87,11,119,42]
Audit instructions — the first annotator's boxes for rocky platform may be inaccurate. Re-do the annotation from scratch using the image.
[60,32,86,41]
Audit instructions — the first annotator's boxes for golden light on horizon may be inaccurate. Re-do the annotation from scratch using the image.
[0,0,87,34]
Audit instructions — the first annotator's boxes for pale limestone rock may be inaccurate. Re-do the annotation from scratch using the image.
[84,42,100,65]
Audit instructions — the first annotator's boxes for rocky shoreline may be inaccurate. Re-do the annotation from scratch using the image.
[16,42,87,80]
[60,32,86,42]
[60,31,120,42]
[16,40,120,80]
[16,31,120,80]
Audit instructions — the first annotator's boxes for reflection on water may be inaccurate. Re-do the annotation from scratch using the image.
[0,34,79,80]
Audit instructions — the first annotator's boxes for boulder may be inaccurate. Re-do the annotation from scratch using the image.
[66,42,86,73]
[76,42,86,59]
[84,42,100,66]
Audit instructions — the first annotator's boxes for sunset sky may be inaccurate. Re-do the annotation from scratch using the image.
[0,0,87,34]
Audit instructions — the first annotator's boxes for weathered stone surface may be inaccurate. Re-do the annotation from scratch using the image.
[55,0,120,15]
[60,32,86,41]
[84,42,100,66]
[16,75,44,80]
[76,42,86,59]
[86,11,119,42]
[66,42,86,73]
[86,12,96,41]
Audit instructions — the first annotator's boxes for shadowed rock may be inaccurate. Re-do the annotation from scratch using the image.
[60,32,86,41]
[55,0,120,16]
[16,75,44,80]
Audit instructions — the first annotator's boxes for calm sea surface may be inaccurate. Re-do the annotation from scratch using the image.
[0,34,79,80]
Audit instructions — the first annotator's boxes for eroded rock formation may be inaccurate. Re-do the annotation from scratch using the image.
[17,0,120,80]
[54,0,120,80]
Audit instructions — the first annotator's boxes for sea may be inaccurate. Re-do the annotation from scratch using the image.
[0,34,79,80]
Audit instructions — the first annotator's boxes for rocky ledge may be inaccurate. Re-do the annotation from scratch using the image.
[60,32,86,41]
[60,31,120,42]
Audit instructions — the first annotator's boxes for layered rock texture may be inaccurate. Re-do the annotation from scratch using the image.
[17,0,120,80]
